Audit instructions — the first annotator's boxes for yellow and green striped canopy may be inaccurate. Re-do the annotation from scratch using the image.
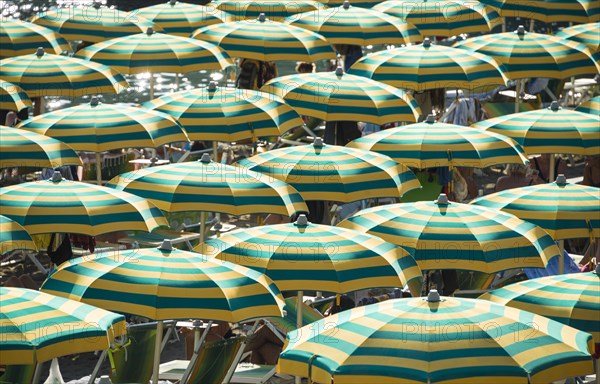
[191,17,336,62]
[286,2,422,46]
[0,125,82,169]
[348,117,528,169]
[556,22,600,54]
[198,215,422,294]
[454,26,599,80]
[480,268,600,344]
[0,80,31,113]
[75,29,233,75]
[348,39,508,92]
[338,195,561,273]
[471,177,600,240]
[1,287,126,365]
[237,139,421,202]
[0,19,71,59]
[279,293,595,384]
[261,69,421,125]
[478,0,600,23]
[40,245,284,322]
[317,0,383,7]
[576,95,599,116]
[374,0,502,36]
[0,173,167,236]
[136,1,230,37]
[30,7,159,43]
[0,49,128,98]
[212,0,325,21]
[472,101,600,156]
[0,215,37,255]
[107,155,308,217]
[144,84,303,142]
[17,98,189,153]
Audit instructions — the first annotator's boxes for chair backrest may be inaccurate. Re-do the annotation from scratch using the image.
[108,323,157,384]
[188,336,245,384]
[268,297,324,335]
[0,364,36,384]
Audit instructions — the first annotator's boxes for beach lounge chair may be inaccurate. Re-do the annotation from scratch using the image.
[0,364,35,384]
[108,322,157,384]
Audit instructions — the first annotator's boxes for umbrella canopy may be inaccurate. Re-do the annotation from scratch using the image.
[471,101,600,156]
[0,80,31,112]
[1,286,127,365]
[556,22,600,54]
[212,0,324,21]
[0,19,71,59]
[30,6,159,43]
[0,215,37,255]
[576,95,599,115]
[279,291,595,383]
[373,0,502,37]
[0,171,167,236]
[136,0,230,37]
[198,214,422,294]
[454,26,599,80]
[0,48,128,98]
[191,15,336,62]
[40,243,284,322]
[480,266,600,344]
[286,1,422,46]
[75,28,233,75]
[316,0,383,6]
[17,97,189,153]
[237,138,421,202]
[106,154,308,217]
[348,115,528,169]
[470,175,600,240]
[261,67,421,125]
[348,38,508,92]
[338,194,561,273]
[144,82,303,142]
[478,0,599,23]
[0,125,82,169]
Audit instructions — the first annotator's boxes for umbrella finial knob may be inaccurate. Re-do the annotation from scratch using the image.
[208,81,217,91]
[516,25,525,35]
[146,27,154,35]
[435,193,450,205]
[314,137,324,147]
[93,1,101,9]
[200,153,212,163]
[555,174,567,184]
[595,263,600,275]
[169,0,177,5]
[36,47,45,57]
[90,96,99,106]
[550,100,560,111]
[335,66,344,76]
[423,37,431,48]
[51,169,63,182]
[425,114,436,123]
[159,240,173,251]
[258,13,266,22]
[343,1,350,9]
[295,214,309,226]
[427,289,441,302]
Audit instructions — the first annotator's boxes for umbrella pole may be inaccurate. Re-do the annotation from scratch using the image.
[200,211,206,244]
[152,320,164,384]
[549,154,556,182]
[95,152,102,185]
[32,362,42,384]
[529,18,535,32]
[558,239,565,275]
[295,290,303,384]
[149,73,155,100]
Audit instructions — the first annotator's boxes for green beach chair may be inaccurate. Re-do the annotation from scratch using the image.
[108,323,157,384]
[0,364,36,384]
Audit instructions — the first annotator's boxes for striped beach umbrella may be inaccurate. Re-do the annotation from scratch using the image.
[348,115,528,169]
[0,19,71,59]
[286,2,422,46]
[30,6,159,43]
[198,214,423,295]
[0,80,31,112]
[374,0,502,37]
[1,287,127,365]
[576,95,599,115]
[0,125,82,170]
[0,171,167,236]
[136,0,230,37]
[237,138,421,202]
[0,215,37,255]
[279,291,595,383]
[472,101,600,156]
[107,154,308,217]
[348,38,508,92]
[454,26,599,80]
[556,22,600,54]
[316,0,383,6]
[478,0,599,24]
[338,194,561,273]
[144,82,303,142]
[480,266,600,344]
[191,15,336,62]
[470,175,600,241]
[212,0,324,21]
[261,67,421,125]
[0,48,128,98]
